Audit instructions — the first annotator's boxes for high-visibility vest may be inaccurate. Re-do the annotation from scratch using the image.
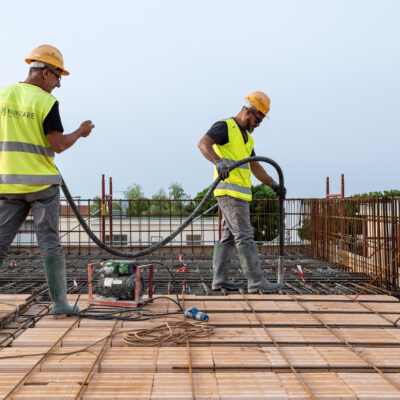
[213,118,254,201]
[0,83,62,193]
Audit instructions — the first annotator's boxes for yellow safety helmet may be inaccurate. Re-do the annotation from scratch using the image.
[25,45,69,76]
[245,91,270,116]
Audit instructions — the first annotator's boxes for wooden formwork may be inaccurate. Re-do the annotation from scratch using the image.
[1,293,400,399]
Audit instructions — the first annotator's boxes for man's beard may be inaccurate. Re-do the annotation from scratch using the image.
[246,119,254,133]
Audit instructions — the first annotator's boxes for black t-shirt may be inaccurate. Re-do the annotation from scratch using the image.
[205,118,256,156]
[21,83,64,135]
[43,102,64,135]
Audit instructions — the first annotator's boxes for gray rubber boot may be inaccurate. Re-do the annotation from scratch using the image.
[212,242,244,290]
[237,243,281,293]
[0,259,2,268]
[43,256,79,317]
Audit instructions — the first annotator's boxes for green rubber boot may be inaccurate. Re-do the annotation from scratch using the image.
[212,242,244,290]
[43,256,79,317]
[237,243,281,293]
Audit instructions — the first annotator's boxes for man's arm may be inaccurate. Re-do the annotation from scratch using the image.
[198,134,231,180]
[250,161,274,186]
[47,120,95,154]
[197,134,220,163]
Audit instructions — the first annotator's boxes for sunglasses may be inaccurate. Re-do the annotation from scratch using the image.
[250,109,264,124]
[48,68,62,82]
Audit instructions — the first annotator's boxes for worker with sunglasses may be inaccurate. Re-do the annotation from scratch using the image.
[0,45,94,317]
[198,91,286,293]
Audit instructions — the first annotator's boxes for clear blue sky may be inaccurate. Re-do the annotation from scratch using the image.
[1,0,399,198]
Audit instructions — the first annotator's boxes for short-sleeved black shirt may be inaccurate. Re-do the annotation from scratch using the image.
[43,102,64,135]
[205,118,255,156]
[22,83,64,135]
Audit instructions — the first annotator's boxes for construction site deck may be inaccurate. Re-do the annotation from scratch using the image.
[1,252,400,399]
[1,195,399,398]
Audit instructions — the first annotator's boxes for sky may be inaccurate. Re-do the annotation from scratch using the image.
[1,0,399,199]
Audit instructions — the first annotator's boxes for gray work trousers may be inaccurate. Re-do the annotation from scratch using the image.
[0,185,63,258]
[217,195,255,247]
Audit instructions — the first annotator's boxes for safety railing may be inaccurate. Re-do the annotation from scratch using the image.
[9,196,400,291]
[300,197,400,291]
[10,198,306,254]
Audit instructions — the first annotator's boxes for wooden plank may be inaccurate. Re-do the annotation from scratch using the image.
[157,347,212,371]
[338,373,400,398]
[100,348,159,372]
[278,372,357,399]
[2,294,400,399]
[11,328,71,347]
[315,347,367,368]
[11,372,88,400]
[0,347,48,372]
[216,372,287,399]
[150,372,220,400]
[335,328,400,345]
[356,348,400,367]
[82,372,154,399]
[211,346,269,369]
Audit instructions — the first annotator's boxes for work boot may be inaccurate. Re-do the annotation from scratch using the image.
[237,243,281,293]
[212,242,244,290]
[43,256,79,318]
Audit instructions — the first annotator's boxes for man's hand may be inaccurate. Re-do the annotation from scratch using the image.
[79,120,95,137]
[215,158,230,180]
[270,181,287,198]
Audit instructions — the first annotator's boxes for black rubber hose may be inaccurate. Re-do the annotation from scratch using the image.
[61,156,285,258]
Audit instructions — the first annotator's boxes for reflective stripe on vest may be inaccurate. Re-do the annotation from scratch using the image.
[213,118,254,201]
[0,141,55,157]
[0,174,62,185]
[0,83,60,192]
[216,181,252,195]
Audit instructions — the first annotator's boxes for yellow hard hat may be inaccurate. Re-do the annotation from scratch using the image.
[245,91,270,116]
[25,45,69,76]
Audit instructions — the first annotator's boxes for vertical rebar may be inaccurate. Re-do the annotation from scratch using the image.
[341,174,345,197]
[109,177,113,246]
[101,174,105,244]
[326,177,329,198]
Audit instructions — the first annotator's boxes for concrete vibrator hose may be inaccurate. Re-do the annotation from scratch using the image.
[61,156,286,287]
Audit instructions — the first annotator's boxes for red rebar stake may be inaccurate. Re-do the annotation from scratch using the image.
[101,174,106,244]
[109,177,113,246]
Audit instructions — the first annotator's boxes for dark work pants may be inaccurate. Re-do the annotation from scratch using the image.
[0,185,63,258]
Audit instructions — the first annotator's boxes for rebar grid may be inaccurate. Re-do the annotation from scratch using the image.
[5,196,400,291]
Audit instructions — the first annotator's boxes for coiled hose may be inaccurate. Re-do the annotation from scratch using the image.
[61,156,285,260]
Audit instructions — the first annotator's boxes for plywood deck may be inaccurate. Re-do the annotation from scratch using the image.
[1,293,400,399]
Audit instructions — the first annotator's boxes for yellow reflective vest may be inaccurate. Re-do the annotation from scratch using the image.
[0,83,62,193]
[213,118,254,201]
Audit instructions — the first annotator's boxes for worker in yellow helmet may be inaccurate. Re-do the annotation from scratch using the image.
[198,91,286,293]
[0,45,95,316]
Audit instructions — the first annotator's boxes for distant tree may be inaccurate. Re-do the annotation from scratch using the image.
[250,184,279,242]
[297,217,311,241]
[88,196,120,216]
[124,184,145,199]
[150,188,169,215]
[353,190,400,197]
[89,196,102,216]
[124,183,148,216]
[191,186,217,215]
[168,182,188,200]
[168,182,190,215]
